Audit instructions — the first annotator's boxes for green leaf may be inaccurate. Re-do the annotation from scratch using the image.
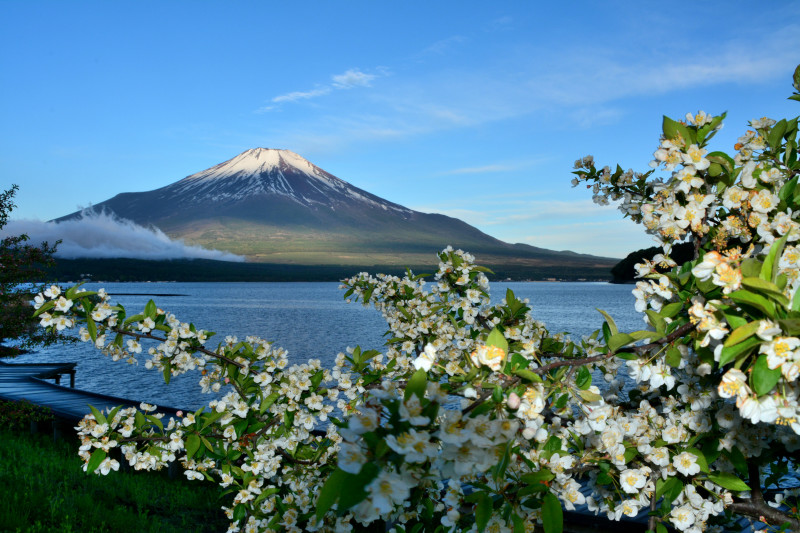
[660,302,683,318]
[778,176,798,204]
[511,513,525,533]
[145,414,164,432]
[608,332,634,352]
[475,492,492,532]
[708,472,750,492]
[185,433,201,459]
[510,352,530,370]
[86,448,107,474]
[741,258,763,278]
[144,299,157,319]
[656,476,683,503]
[662,115,694,145]
[88,405,107,426]
[486,328,509,353]
[645,310,666,333]
[718,335,761,367]
[122,313,144,326]
[596,309,618,334]
[521,469,555,485]
[751,354,782,395]
[729,290,776,317]
[514,369,543,383]
[724,313,748,331]
[725,447,748,477]
[761,233,790,283]
[405,368,428,401]
[724,320,762,348]
[575,366,591,390]
[665,345,682,368]
[741,277,789,306]
[779,318,800,335]
[543,436,562,454]
[768,119,788,150]
[542,492,563,533]
[86,316,97,342]
[629,330,662,342]
[707,151,735,174]
[793,64,800,92]
[577,389,602,402]
[316,468,347,519]
[492,385,503,404]
[31,299,56,317]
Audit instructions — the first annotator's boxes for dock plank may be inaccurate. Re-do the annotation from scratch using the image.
[0,361,182,422]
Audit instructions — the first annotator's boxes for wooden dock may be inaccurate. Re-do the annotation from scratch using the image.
[0,361,182,423]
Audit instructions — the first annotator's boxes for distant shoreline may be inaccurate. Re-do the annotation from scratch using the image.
[37,257,614,284]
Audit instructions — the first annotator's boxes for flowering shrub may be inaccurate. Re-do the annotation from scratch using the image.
[33,66,800,532]
[0,399,53,431]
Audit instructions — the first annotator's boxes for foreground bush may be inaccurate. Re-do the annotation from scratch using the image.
[33,65,800,532]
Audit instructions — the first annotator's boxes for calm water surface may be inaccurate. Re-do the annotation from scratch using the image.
[7,281,640,410]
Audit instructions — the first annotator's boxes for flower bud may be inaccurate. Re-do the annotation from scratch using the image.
[507,392,521,410]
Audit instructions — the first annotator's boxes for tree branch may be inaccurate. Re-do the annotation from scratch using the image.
[531,321,696,375]
[726,463,800,531]
[110,327,245,368]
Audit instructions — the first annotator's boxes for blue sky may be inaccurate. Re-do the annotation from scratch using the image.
[2,1,799,259]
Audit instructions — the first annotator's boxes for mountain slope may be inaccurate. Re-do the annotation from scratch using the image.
[58,148,616,271]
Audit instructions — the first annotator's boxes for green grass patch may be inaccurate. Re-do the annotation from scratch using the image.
[0,430,228,532]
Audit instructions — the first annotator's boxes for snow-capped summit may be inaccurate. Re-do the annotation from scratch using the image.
[165,147,411,214]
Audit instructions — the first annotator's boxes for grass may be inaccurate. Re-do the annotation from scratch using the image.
[0,429,228,533]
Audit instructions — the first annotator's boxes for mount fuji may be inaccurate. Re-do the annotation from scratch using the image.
[58,148,616,273]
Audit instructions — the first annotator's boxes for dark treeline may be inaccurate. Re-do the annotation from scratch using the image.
[34,258,614,283]
[610,242,695,283]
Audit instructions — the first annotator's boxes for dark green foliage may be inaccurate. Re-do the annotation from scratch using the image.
[0,399,53,431]
[0,430,227,532]
[0,185,65,356]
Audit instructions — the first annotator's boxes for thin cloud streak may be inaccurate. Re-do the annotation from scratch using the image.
[440,164,516,175]
[272,87,331,103]
[263,68,384,111]
[332,69,377,88]
[3,212,245,262]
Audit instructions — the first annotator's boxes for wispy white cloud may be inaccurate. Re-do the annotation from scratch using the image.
[332,69,377,88]
[262,68,384,111]
[421,36,467,56]
[409,198,619,228]
[486,16,513,31]
[2,212,245,261]
[440,164,516,175]
[517,219,653,258]
[438,156,549,176]
[272,87,331,104]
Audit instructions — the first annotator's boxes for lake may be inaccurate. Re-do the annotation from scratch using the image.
[7,281,641,410]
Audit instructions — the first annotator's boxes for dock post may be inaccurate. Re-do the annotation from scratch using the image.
[168,460,179,480]
[53,419,64,442]
[70,370,75,388]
